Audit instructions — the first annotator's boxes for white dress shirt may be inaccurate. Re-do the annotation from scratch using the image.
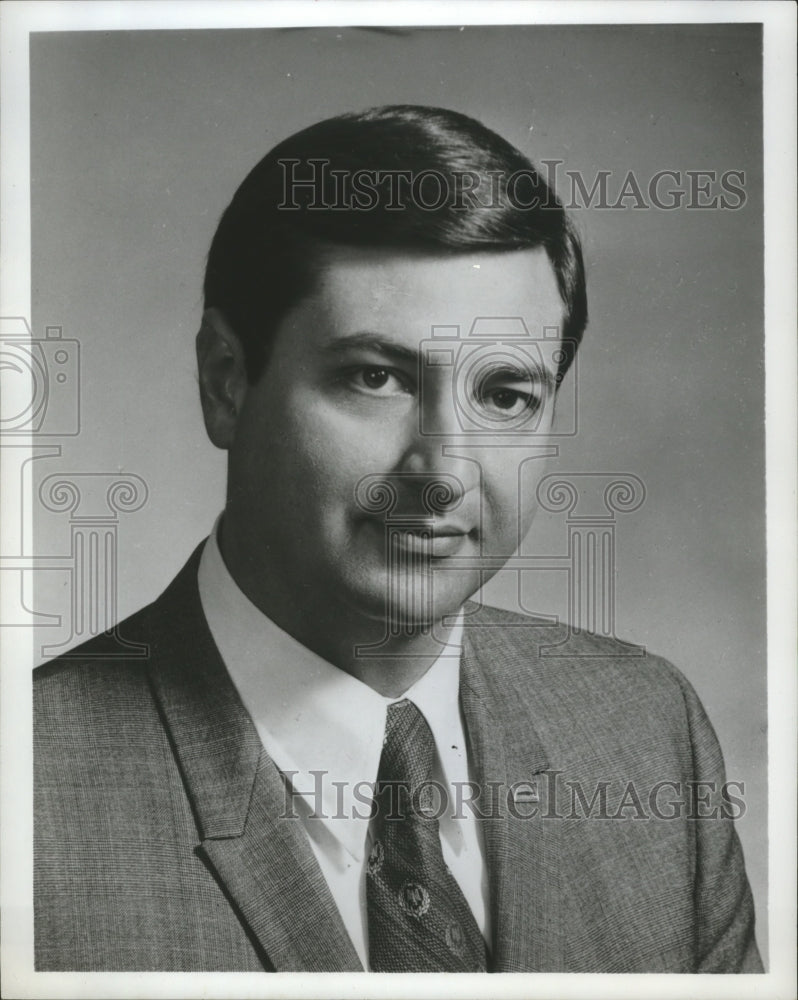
[197,521,490,969]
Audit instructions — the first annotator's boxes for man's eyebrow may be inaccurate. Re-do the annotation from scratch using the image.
[491,360,557,394]
[318,332,419,365]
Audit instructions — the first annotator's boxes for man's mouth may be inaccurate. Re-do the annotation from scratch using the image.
[390,524,474,559]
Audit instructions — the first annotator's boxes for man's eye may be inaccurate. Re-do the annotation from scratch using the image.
[478,382,541,417]
[348,367,410,396]
[362,368,390,390]
[489,388,525,411]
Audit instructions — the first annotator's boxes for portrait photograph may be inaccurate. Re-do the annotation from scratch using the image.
[0,2,795,999]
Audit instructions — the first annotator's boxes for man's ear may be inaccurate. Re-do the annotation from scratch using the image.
[196,308,249,449]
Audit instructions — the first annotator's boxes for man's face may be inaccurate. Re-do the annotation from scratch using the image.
[226,246,564,626]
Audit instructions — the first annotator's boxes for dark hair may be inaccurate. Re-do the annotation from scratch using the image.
[204,105,587,382]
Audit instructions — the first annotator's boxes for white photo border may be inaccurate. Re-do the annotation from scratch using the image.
[1,2,795,998]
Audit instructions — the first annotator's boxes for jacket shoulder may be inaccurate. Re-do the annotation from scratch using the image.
[34,613,161,758]
[35,542,205,691]
[32,558,200,753]
[35,599,157,696]
[463,600,698,723]
[465,599,678,665]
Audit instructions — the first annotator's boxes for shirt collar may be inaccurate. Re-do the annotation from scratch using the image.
[197,518,464,863]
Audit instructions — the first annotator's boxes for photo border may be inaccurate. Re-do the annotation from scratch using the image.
[1,2,795,998]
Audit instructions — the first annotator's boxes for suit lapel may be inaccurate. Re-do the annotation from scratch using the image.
[145,546,363,971]
[461,615,564,972]
[198,756,363,971]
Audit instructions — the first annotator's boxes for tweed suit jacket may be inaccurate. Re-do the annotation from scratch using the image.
[34,544,762,972]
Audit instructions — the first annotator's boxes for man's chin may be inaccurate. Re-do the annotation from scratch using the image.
[335,575,473,631]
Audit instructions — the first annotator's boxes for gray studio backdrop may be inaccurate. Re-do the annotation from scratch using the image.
[29,25,766,955]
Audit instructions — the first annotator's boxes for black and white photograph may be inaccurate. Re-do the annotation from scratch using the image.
[1,2,795,997]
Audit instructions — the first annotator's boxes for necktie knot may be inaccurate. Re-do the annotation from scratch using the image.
[379,700,435,792]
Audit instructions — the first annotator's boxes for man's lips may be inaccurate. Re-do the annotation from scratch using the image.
[388,524,475,558]
[358,513,478,558]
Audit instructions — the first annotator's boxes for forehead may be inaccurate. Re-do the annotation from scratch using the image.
[292,247,563,346]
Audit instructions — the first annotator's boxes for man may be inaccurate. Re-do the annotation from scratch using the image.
[34,105,762,972]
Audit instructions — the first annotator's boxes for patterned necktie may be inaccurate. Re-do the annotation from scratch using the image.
[366,699,488,972]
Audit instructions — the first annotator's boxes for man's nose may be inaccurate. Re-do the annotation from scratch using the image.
[397,405,478,509]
